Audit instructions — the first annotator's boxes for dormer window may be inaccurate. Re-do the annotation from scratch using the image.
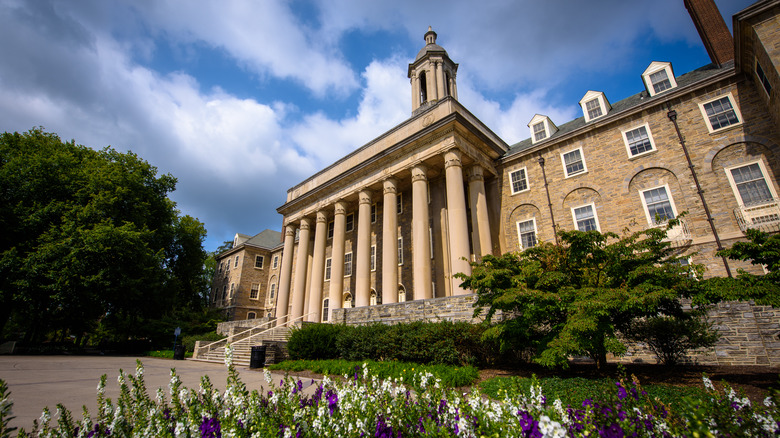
[642,62,677,97]
[579,91,611,122]
[528,114,558,144]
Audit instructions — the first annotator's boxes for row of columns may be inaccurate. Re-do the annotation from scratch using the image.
[275,149,493,325]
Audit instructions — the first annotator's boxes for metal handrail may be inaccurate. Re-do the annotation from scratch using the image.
[195,312,316,357]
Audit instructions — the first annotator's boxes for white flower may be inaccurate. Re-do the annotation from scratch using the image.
[763,396,774,407]
[224,344,234,368]
[702,376,715,391]
[538,415,566,438]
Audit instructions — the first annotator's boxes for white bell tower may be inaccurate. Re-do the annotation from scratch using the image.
[408,27,459,115]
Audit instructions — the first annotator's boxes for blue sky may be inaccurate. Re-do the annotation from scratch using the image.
[0,0,754,252]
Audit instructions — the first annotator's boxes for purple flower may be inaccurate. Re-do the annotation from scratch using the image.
[327,390,339,415]
[200,416,221,438]
[517,411,542,438]
[601,423,624,438]
[615,382,628,400]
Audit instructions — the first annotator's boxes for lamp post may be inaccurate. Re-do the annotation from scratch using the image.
[538,156,559,244]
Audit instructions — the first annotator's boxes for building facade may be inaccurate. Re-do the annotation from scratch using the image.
[214,0,780,324]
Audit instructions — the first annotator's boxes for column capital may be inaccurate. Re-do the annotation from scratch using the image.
[358,189,373,205]
[467,164,484,182]
[443,149,463,169]
[316,210,328,223]
[334,201,347,216]
[284,225,297,237]
[411,163,428,183]
[383,178,398,194]
[299,217,312,231]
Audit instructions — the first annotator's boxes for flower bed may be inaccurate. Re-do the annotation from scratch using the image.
[5,345,779,437]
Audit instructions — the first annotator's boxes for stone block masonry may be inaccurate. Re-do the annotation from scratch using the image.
[336,294,780,367]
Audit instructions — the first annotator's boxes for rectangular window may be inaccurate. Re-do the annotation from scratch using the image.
[516,219,537,250]
[562,148,586,177]
[585,98,602,119]
[728,162,775,206]
[700,94,741,132]
[533,122,547,141]
[756,59,773,96]
[370,245,376,271]
[272,255,279,269]
[642,186,676,225]
[345,213,355,232]
[322,298,329,322]
[573,204,599,232]
[250,284,259,299]
[429,226,434,259]
[327,221,334,239]
[397,193,403,215]
[269,283,275,300]
[344,252,353,277]
[234,255,239,267]
[254,255,264,269]
[370,204,377,223]
[509,168,528,194]
[324,258,332,281]
[649,69,671,94]
[624,125,655,157]
[229,283,235,299]
[398,236,403,265]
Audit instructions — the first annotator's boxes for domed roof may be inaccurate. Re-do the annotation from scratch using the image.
[414,27,448,63]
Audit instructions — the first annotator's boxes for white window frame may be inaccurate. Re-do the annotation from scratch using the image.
[344,252,353,277]
[516,218,538,250]
[322,298,329,322]
[249,283,260,300]
[345,213,355,233]
[229,283,235,299]
[324,258,332,281]
[254,255,264,269]
[509,167,529,194]
[621,123,656,158]
[272,255,279,269]
[370,203,377,224]
[639,184,678,225]
[642,62,677,97]
[370,245,376,271]
[268,281,276,303]
[429,226,434,259]
[528,115,557,144]
[579,91,610,122]
[571,203,600,232]
[397,193,403,215]
[698,92,743,133]
[560,147,587,178]
[532,121,547,142]
[234,255,239,267]
[327,221,334,239]
[397,236,403,266]
[724,160,778,207]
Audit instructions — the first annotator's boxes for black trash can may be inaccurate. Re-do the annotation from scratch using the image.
[250,345,267,369]
[173,344,186,360]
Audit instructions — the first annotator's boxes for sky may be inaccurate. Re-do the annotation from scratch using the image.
[0,0,755,252]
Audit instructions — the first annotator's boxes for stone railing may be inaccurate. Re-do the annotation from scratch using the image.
[734,198,780,232]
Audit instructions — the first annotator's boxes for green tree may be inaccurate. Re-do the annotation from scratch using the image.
[0,128,208,344]
[457,225,703,369]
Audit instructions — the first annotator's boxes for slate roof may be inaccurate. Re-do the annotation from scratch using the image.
[503,61,734,160]
[244,229,282,250]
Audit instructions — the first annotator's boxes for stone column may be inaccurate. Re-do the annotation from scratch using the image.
[411,164,433,300]
[468,165,493,258]
[444,149,472,295]
[307,210,328,322]
[410,73,420,111]
[275,224,296,326]
[290,217,311,321]
[436,61,446,100]
[328,201,347,319]
[382,178,399,304]
[354,190,372,307]
[428,67,437,103]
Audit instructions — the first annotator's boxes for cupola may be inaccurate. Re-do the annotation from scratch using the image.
[408,27,459,115]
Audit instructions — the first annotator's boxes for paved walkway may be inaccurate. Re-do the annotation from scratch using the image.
[0,356,315,433]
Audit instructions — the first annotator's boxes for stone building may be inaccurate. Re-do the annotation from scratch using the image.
[214,0,780,325]
[211,229,282,320]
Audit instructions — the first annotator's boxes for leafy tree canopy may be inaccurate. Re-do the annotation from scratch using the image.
[0,128,209,345]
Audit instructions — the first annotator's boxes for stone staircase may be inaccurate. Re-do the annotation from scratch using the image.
[191,326,291,367]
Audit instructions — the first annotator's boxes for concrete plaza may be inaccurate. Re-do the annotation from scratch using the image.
[0,355,314,433]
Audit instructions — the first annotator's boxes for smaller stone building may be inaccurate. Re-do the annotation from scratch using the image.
[211,230,283,320]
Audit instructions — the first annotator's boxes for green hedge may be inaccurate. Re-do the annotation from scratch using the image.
[287,320,498,366]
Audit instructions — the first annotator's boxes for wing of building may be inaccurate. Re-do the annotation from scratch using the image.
[212,0,780,325]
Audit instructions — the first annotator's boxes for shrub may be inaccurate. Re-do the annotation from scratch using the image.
[625,314,719,365]
[286,323,346,360]
[335,323,389,361]
[181,330,223,351]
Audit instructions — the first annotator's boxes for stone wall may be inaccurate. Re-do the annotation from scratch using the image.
[216,317,274,336]
[334,294,780,367]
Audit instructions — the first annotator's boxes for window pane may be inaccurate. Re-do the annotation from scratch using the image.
[703,97,738,130]
[643,187,675,224]
[344,253,352,276]
[574,205,597,231]
[533,122,547,141]
[626,126,653,156]
[731,164,773,205]
[564,150,584,175]
[586,98,602,119]
[650,70,671,93]
[511,169,527,193]
[517,220,537,249]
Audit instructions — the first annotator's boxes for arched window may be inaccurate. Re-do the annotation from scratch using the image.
[445,72,452,97]
[369,289,377,306]
[398,285,406,303]
[343,293,353,309]
[247,312,256,319]
[419,71,428,104]
[322,298,329,322]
